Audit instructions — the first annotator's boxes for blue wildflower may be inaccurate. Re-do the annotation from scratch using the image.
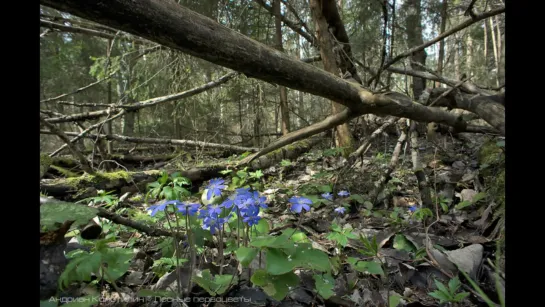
[337,190,350,197]
[408,206,417,213]
[334,207,346,215]
[321,192,333,201]
[222,193,240,209]
[207,203,224,217]
[289,196,312,213]
[177,203,200,216]
[242,204,261,226]
[206,178,227,200]
[252,191,268,209]
[147,200,181,216]
[202,216,226,234]
[198,208,210,219]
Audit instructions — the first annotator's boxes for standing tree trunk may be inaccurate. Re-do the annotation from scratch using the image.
[310,0,354,151]
[466,34,473,77]
[273,0,290,135]
[453,36,460,80]
[436,0,448,88]
[489,18,499,87]
[403,0,427,99]
[254,84,262,147]
[495,15,504,85]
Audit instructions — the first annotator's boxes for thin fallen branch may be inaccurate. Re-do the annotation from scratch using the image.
[40,130,258,153]
[45,71,238,123]
[281,0,313,38]
[349,116,397,163]
[368,122,408,203]
[49,109,126,157]
[368,6,505,86]
[39,115,95,175]
[40,71,117,104]
[409,121,433,208]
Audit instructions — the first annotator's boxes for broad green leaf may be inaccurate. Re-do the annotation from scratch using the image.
[455,200,472,210]
[40,201,98,231]
[235,247,259,267]
[473,192,487,203]
[253,219,270,235]
[350,194,365,204]
[364,201,374,210]
[393,234,417,253]
[161,186,176,200]
[266,248,296,275]
[351,261,384,275]
[294,244,331,272]
[250,270,269,286]
[389,294,402,307]
[440,202,449,213]
[318,185,332,193]
[313,273,335,299]
[251,270,299,301]
[331,223,342,232]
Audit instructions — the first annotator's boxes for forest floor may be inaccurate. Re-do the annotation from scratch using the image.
[44,132,505,307]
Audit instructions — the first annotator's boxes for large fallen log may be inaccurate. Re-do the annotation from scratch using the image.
[423,88,505,135]
[40,136,322,200]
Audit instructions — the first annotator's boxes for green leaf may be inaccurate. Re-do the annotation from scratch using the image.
[455,200,472,210]
[448,277,461,293]
[235,247,259,267]
[250,170,264,179]
[294,244,331,272]
[330,223,342,232]
[40,201,98,231]
[266,248,296,275]
[220,169,233,175]
[389,294,402,307]
[161,186,176,200]
[192,269,236,296]
[253,219,270,235]
[280,159,292,167]
[453,292,470,302]
[393,234,417,253]
[350,194,365,204]
[251,270,299,301]
[440,202,449,213]
[434,280,451,297]
[313,273,335,299]
[351,261,384,275]
[473,192,487,203]
[364,201,374,210]
[429,290,451,303]
[318,185,332,193]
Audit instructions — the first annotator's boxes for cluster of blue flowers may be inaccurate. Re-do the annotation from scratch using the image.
[147,178,268,234]
[320,190,350,215]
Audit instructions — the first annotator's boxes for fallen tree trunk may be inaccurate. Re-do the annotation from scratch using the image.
[40,130,258,153]
[40,136,322,200]
[423,88,505,135]
[40,0,483,132]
